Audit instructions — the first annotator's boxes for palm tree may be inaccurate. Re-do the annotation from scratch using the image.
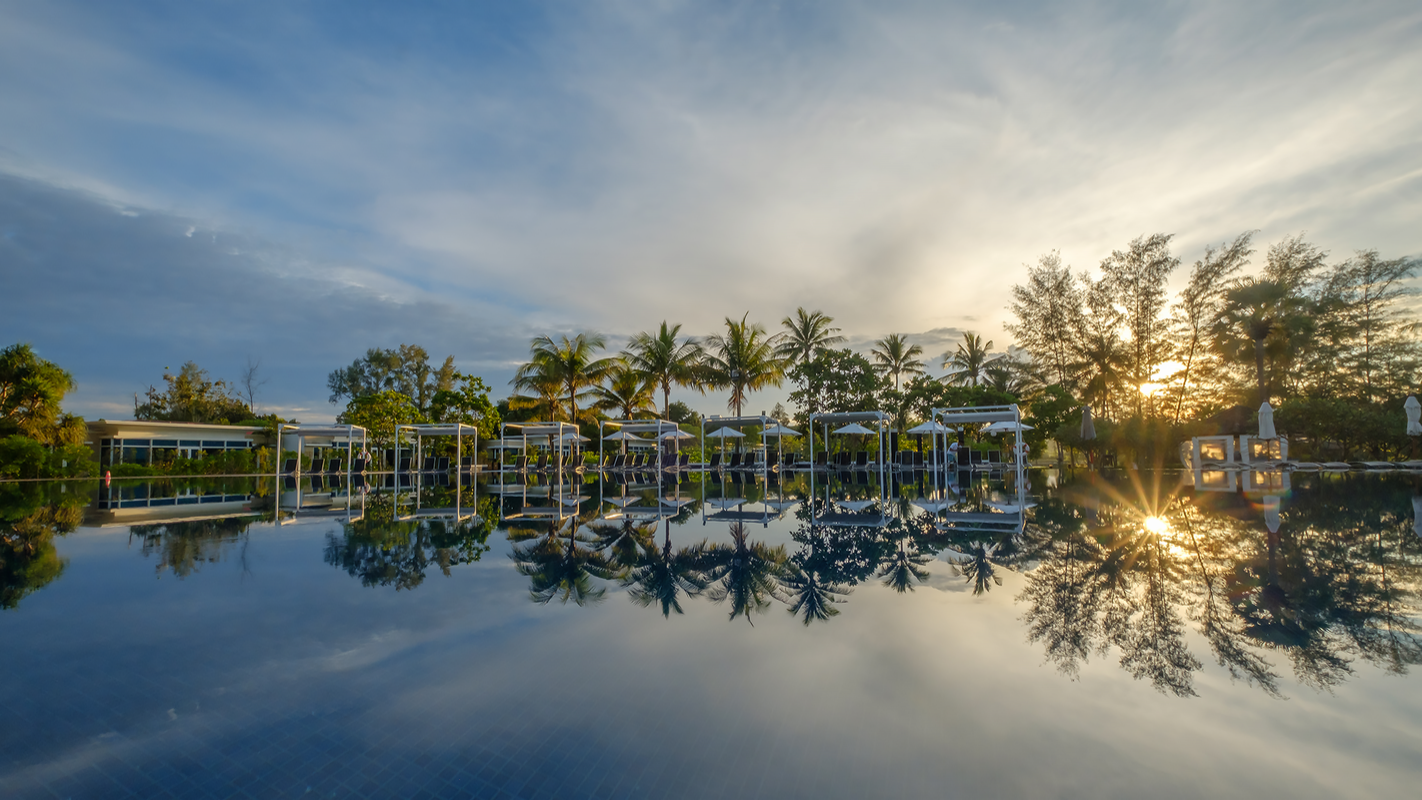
[877,540,932,592]
[955,542,1005,595]
[778,308,844,365]
[1211,278,1311,407]
[942,332,999,386]
[591,363,657,420]
[511,333,618,423]
[703,314,788,416]
[624,322,705,418]
[870,333,925,390]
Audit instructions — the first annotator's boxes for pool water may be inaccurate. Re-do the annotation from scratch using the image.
[2,470,1420,799]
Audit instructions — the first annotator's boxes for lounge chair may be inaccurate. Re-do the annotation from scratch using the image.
[728,452,742,469]
[765,451,778,470]
[281,458,298,474]
[855,452,869,469]
[437,456,450,472]
[814,452,828,469]
[534,454,549,472]
[460,456,473,472]
[914,451,924,468]
[708,452,722,470]
[398,457,412,472]
[351,458,367,474]
[309,458,324,474]
[512,455,528,472]
[678,453,689,469]
[325,458,341,473]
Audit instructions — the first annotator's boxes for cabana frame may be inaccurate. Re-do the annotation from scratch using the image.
[932,405,1026,484]
[395,422,478,479]
[499,421,581,473]
[598,418,684,471]
[275,423,368,485]
[699,414,776,485]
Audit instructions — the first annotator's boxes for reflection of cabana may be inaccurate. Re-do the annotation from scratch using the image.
[395,423,478,477]
[598,419,684,468]
[394,474,478,523]
[272,473,366,526]
[276,424,369,478]
[807,473,891,528]
[500,421,580,472]
[495,481,587,524]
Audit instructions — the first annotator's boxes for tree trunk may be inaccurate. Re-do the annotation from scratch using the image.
[1253,338,1267,407]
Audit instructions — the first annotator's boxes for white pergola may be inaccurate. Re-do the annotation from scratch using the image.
[499,421,581,472]
[274,423,368,481]
[807,411,891,472]
[394,422,479,477]
[598,418,684,468]
[699,414,777,484]
[932,405,1026,480]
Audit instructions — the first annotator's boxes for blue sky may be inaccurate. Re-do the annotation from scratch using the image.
[2,0,1419,421]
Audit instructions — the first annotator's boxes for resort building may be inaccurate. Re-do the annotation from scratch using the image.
[87,419,267,466]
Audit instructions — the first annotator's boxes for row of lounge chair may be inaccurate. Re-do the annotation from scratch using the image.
[282,457,370,475]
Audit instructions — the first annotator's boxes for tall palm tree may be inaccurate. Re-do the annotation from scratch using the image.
[778,307,844,365]
[1211,278,1311,407]
[624,321,705,418]
[703,314,788,416]
[870,333,925,389]
[511,333,618,423]
[877,540,932,592]
[591,363,657,420]
[781,563,851,625]
[942,332,999,386]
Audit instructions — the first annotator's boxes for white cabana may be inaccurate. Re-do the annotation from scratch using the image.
[597,418,686,470]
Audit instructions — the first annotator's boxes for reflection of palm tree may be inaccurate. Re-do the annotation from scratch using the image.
[878,541,931,593]
[955,542,1003,595]
[782,564,850,624]
[512,519,621,606]
[590,518,655,568]
[623,521,709,617]
[701,522,790,623]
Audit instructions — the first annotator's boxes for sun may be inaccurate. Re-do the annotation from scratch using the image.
[1143,516,1169,535]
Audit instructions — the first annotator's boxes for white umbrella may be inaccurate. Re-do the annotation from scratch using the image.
[659,429,696,440]
[559,432,590,442]
[906,421,954,434]
[983,421,1034,434]
[705,427,746,439]
[761,424,801,438]
[837,499,877,512]
[833,423,876,435]
[1406,396,1421,436]
[1258,402,1276,440]
[1080,406,1095,440]
[604,431,648,441]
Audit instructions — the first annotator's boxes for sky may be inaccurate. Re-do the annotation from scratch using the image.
[2,0,1420,422]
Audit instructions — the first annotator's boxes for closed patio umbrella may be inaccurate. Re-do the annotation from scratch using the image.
[1406,396,1421,436]
[1080,406,1095,440]
[1258,402,1276,440]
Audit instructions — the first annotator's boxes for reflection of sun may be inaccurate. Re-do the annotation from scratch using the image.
[1143,516,1169,535]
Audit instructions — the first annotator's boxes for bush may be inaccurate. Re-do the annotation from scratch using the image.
[0,436,98,479]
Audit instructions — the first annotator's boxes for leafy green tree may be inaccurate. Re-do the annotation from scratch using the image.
[338,390,425,451]
[135,361,251,424]
[703,314,788,416]
[512,333,618,424]
[624,321,705,418]
[0,344,86,447]
[1097,233,1179,416]
[326,344,457,416]
[1007,251,1084,388]
[1073,275,1129,419]
[942,332,999,386]
[778,308,844,365]
[430,372,501,442]
[1168,232,1254,422]
[1023,384,1078,454]
[870,333,925,390]
[1,484,84,609]
[1312,250,1419,402]
[787,348,883,419]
